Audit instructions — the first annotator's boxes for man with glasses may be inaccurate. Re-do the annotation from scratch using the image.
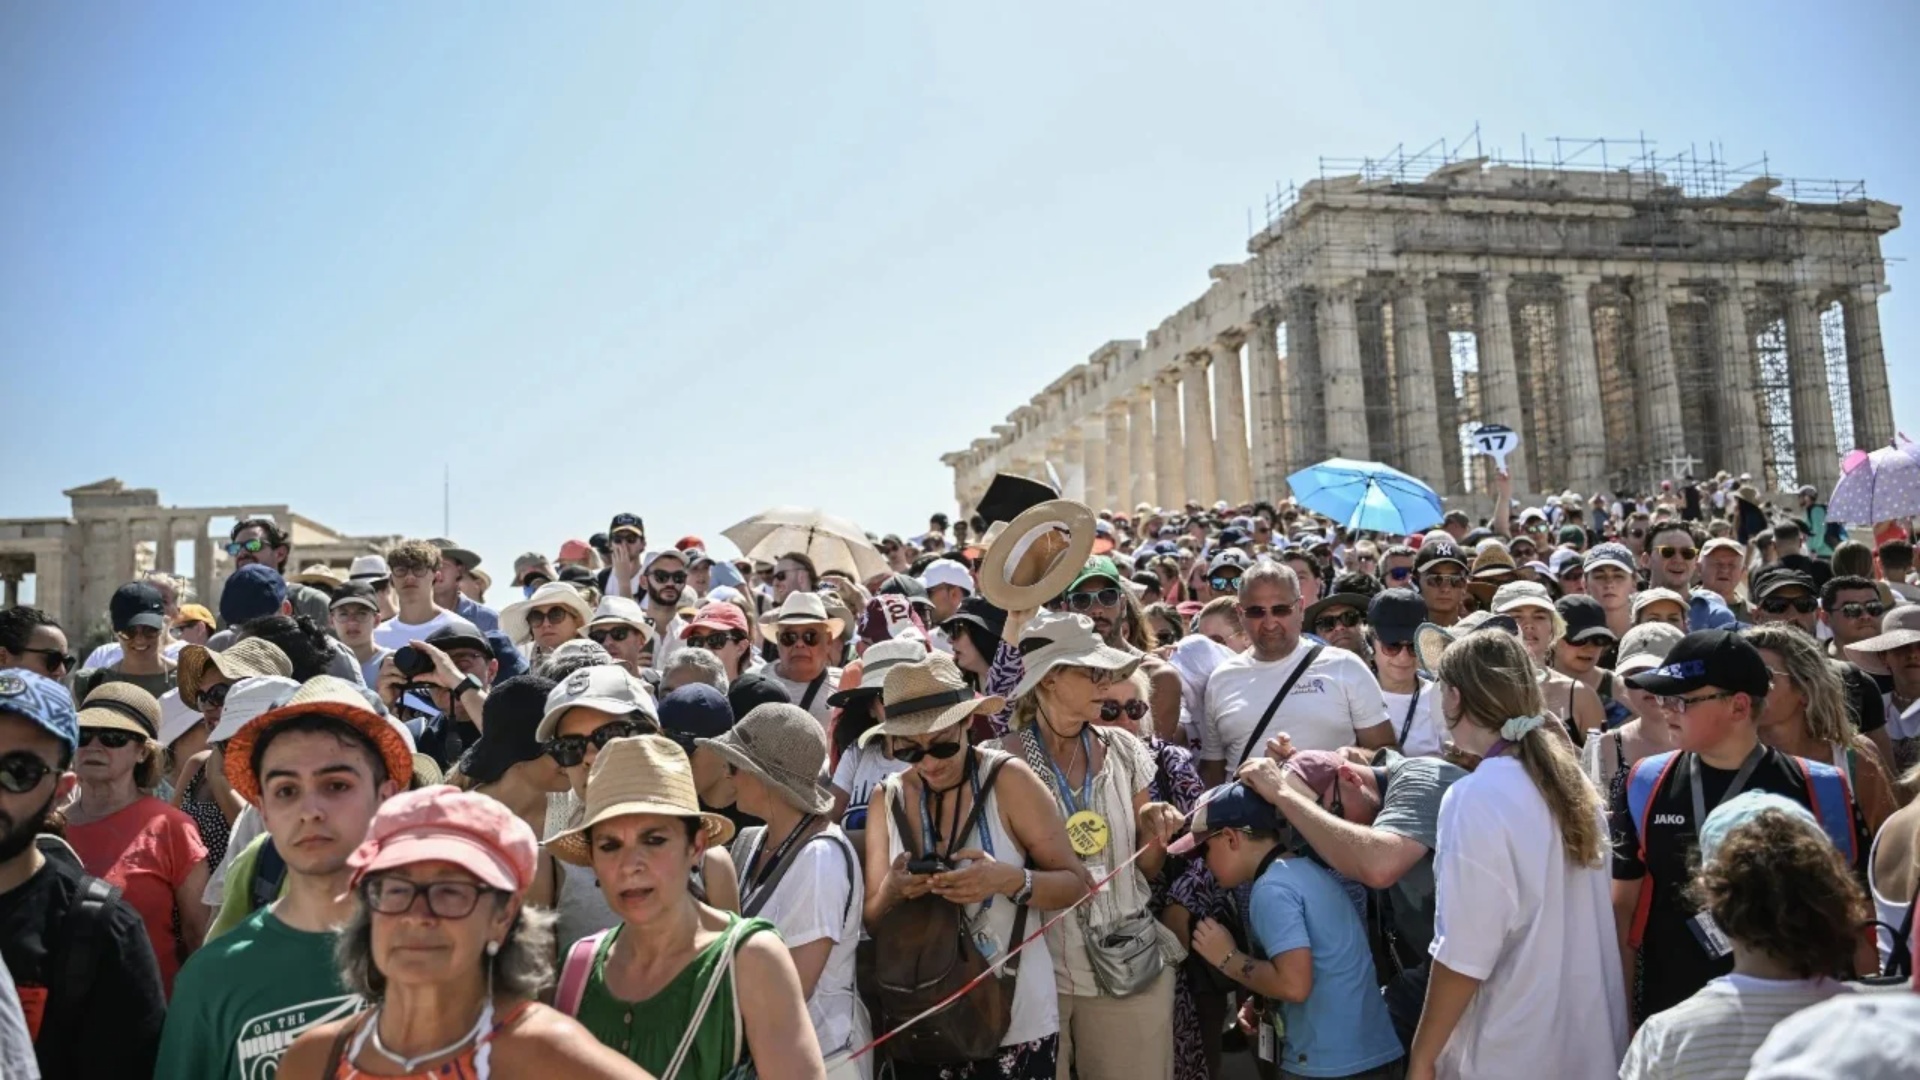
[0,608,71,682]
[1695,538,1748,622]
[1821,575,1887,660]
[1608,630,1868,1022]
[1200,562,1393,786]
[1413,538,1470,628]
[759,592,843,726]
[427,539,498,634]
[586,596,656,677]
[328,582,389,687]
[0,668,166,1080]
[372,539,456,651]
[1378,544,1417,591]
[1641,522,1701,592]
[1201,549,1250,603]
[1301,572,1381,660]
[634,549,693,670]
[226,518,330,625]
[1057,556,1185,739]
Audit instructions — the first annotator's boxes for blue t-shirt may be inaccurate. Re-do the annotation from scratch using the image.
[1249,854,1403,1077]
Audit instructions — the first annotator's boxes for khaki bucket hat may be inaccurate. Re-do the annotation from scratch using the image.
[696,703,835,815]
[178,638,294,710]
[862,653,1003,746]
[1010,610,1141,699]
[1845,604,1920,677]
[547,735,734,864]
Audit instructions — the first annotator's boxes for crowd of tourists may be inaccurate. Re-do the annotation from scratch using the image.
[2,478,1919,1080]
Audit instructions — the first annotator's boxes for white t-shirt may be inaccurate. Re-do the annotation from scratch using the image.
[830,746,908,833]
[1429,756,1628,1080]
[1201,642,1388,761]
[372,611,454,651]
[768,667,843,728]
[1383,678,1445,758]
[1619,974,1852,1080]
[736,827,866,1062]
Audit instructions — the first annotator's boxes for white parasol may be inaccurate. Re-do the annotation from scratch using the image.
[721,507,891,582]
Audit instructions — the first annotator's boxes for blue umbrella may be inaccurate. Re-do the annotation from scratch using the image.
[1286,458,1446,535]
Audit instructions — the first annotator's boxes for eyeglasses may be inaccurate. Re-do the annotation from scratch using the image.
[589,626,639,644]
[650,570,688,585]
[524,606,575,627]
[1759,596,1818,615]
[686,632,741,651]
[773,570,799,583]
[200,682,233,709]
[389,565,432,581]
[1628,528,1648,539]
[362,876,496,919]
[1524,523,1549,535]
[225,538,268,556]
[1656,545,1699,561]
[79,730,139,749]
[545,721,642,767]
[1385,567,1413,582]
[1066,588,1122,611]
[1207,576,1242,594]
[891,739,964,764]
[12,647,73,673]
[1313,611,1364,634]
[1655,690,1738,715]
[1422,574,1467,589]
[1375,639,1414,656]
[1099,700,1151,723]
[1834,601,1886,620]
[1321,775,1345,819]
[1238,602,1295,621]
[0,752,54,794]
[777,629,825,648]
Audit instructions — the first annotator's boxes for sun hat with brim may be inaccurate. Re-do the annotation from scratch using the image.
[349,554,391,583]
[547,735,734,865]
[863,653,1004,746]
[207,676,300,742]
[977,499,1097,612]
[225,675,415,806]
[1470,544,1518,580]
[456,674,556,786]
[347,784,539,893]
[587,596,656,640]
[500,581,595,644]
[429,539,483,572]
[758,592,845,644]
[536,664,658,743]
[178,637,294,710]
[1010,610,1142,700]
[77,682,161,738]
[1844,604,1920,677]
[827,637,930,708]
[290,564,347,590]
[1414,615,1520,674]
[696,703,835,815]
[157,690,203,747]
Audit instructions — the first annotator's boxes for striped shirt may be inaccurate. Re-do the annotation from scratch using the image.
[1619,974,1852,1080]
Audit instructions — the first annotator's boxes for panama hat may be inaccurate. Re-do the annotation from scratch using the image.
[224,675,415,805]
[862,653,1004,746]
[587,596,656,641]
[290,563,347,590]
[1010,610,1141,700]
[758,591,845,644]
[976,499,1097,612]
[1845,604,1920,677]
[178,638,294,710]
[696,703,836,815]
[500,581,595,644]
[547,735,734,865]
[76,682,161,739]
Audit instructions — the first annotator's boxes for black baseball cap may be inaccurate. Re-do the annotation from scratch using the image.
[1366,588,1428,645]
[424,616,493,658]
[329,581,381,613]
[608,513,645,539]
[1623,629,1770,698]
[110,582,168,632]
[1752,567,1816,600]
[1414,538,1468,572]
[1555,595,1616,645]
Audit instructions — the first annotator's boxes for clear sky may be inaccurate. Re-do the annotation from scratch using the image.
[3,1,1915,604]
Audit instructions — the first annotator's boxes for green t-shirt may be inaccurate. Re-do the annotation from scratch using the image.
[155,904,363,1079]
[575,914,776,1080]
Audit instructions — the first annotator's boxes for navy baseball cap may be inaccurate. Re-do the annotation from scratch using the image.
[1168,782,1283,855]
[219,565,287,626]
[110,582,168,633]
[1624,629,1770,698]
[1556,595,1616,644]
[608,513,645,538]
[1367,588,1429,645]
[0,668,79,756]
[659,684,734,751]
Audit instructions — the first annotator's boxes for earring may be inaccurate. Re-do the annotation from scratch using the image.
[486,940,500,957]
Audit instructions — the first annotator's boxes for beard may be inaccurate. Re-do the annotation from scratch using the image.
[0,786,60,864]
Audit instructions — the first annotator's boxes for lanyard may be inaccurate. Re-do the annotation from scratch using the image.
[1689,745,1765,830]
[917,755,995,861]
[744,814,817,901]
[1397,681,1425,746]
[1039,728,1095,816]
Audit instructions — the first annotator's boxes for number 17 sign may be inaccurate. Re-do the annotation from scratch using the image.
[1470,423,1522,473]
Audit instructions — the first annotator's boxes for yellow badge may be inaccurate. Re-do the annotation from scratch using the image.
[1065,810,1110,857]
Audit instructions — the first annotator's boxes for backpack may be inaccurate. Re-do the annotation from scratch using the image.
[868,755,1028,1064]
[250,837,289,913]
[1624,750,1857,948]
[34,836,122,1017]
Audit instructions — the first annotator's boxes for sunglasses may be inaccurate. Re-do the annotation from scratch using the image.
[1239,602,1295,620]
[0,752,54,794]
[1655,545,1699,561]
[12,647,73,673]
[1759,596,1818,615]
[1628,528,1647,538]
[1375,639,1414,656]
[589,626,640,644]
[524,606,575,627]
[1422,573,1467,589]
[1207,576,1242,593]
[1313,611,1364,634]
[1835,601,1887,620]
[777,629,826,648]
[772,570,797,583]
[891,739,964,764]
[545,720,642,767]
[1385,567,1413,582]
[225,538,268,556]
[362,876,496,919]
[686,632,741,651]
[200,682,233,709]
[650,570,688,585]
[1067,588,1122,611]
[79,729,140,749]
[1099,700,1151,723]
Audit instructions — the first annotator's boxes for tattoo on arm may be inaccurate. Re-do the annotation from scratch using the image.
[1239,957,1258,980]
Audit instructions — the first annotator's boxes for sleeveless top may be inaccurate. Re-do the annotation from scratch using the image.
[574,914,776,1080]
[181,762,231,871]
[332,1000,534,1079]
[1868,827,1915,970]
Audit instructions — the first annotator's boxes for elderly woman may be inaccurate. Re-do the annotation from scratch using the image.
[278,786,644,1078]
[64,682,209,995]
[550,736,825,1080]
[991,612,1185,1080]
[1745,624,1898,836]
[501,582,593,669]
[863,653,1089,1080]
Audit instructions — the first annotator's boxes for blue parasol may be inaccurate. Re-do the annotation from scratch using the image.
[1285,458,1446,535]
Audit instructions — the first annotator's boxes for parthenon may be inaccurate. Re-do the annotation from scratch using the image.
[942,136,1899,515]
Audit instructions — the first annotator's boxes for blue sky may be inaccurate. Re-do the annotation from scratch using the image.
[3,2,1915,604]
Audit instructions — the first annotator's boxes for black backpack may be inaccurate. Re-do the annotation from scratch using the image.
[34,836,121,1012]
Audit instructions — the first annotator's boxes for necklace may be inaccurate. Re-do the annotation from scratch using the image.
[367,1002,491,1072]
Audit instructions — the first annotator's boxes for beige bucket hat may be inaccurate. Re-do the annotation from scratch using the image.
[547,735,734,864]
[696,703,836,815]
[500,581,595,643]
[1845,604,1920,677]
[862,653,1004,746]
[1010,610,1141,699]
[178,638,294,710]
[759,591,845,643]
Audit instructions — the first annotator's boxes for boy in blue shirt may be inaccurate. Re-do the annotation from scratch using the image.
[1175,782,1404,1080]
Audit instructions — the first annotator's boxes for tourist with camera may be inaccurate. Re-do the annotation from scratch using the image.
[374,618,497,770]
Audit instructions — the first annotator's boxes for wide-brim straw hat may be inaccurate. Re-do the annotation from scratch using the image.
[178,638,294,709]
[1844,604,1920,677]
[224,675,415,805]
[1414,614,1520,674]
[1010,609,1141,701]
[863,652,1004,746]
[977,499,1097,612]
[500,581,595,643]
[695,703,835,815]
[77,682,161,739]
[758,591,846,644]
[547,735,734,865]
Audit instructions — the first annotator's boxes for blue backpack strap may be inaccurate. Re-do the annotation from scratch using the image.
[1626,751,1680,855]
[1790,756,1858,865]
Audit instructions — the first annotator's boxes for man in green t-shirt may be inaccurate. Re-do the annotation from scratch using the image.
[156,676,410,1079]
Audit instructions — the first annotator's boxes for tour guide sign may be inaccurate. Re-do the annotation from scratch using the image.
[1470,423,1521,473]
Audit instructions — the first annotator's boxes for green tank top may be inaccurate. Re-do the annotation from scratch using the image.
[575,914,776,1080]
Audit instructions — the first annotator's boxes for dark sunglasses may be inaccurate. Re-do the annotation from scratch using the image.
[12,647,73,673]
[79,729,140,749]
[200,682,233,709]
[1627,527,1648,538]
[1207,576,1242,593]
[1239,602,1295,620]
[650,570,688,585]
[778,629,825,648]
[362,876,496,919]
[1375,639,1414,655]
[1835,601,1887,620]
[1313,611,1364,634]
[225,538,268,555]
[1385,567,1414,582]
[1760,595,1818,615]
[891,739,964,764]
[1655,545,1699,561]
[0,752,54,794]
[589,626,640,644]
[1067,588,1122,611]
[545,720,641,767]
[1099,700,1151,723]
[687,632,741,651]
[772,570,795,582]
[524,606,575,627]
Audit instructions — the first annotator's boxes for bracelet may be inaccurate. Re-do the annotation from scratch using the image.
[1217,949,1235,971]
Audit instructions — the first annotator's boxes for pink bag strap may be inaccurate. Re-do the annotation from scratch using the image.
[556,929,610,1016]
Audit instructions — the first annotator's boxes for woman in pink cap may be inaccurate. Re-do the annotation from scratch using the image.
[279,786,646,1079]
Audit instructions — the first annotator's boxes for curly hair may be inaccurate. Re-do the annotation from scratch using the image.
[385,539,443,577]
[236,614,338,682]
[1685,809,1866,977]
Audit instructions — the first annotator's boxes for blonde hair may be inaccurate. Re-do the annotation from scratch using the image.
[1743,624,1852,743]
[1435,630,1605,867]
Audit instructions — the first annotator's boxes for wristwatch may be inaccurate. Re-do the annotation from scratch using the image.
[1011,868,1035,907]
[453,674,484,700]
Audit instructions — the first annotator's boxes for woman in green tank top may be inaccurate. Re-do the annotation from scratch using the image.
[549,735,827,1080]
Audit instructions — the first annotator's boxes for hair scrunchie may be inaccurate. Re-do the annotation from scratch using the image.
[1499,714,1547,741]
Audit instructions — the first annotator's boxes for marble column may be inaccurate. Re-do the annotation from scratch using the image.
[1557,275,1607,494]
[1080,419,1108,511]
[1053,438,1080,501]
[1210,339,1253,505]
[1784,286,1840,492]
[2,575,18,608]
[1390,283,1446,486]
[1181,354,1218,506]
[1153,371,1185,509]
[1476,275,1532,493]
[1245,315,1282,501]
[1711,285,1766,481]
[1128,390,1157,511]
[1633,273,1688,480]
[193,525,214,613]
[1318,284,1369,459]
[1844,283,1894,450]
[1105,402,1131,512]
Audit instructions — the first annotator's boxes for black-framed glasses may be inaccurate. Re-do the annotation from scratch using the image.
[390,565,432,581]
[0,752,54,794]
[778,629,825,648]
[362,875,496,919]
[1066,588,1122,611]
[1239,603,1294,621]
[524,606,575,627]
[1099,700,1150,723]
[891,739,964,764]
[545,720,642,767]
[1655,690,1738,715]
[225,538,268,556]
[650,570,688,585]
[1760,596,1818,615]
[1207,576,1242,594]
[687,632,741,651]
[200,682,233,710]
[12,647,73,673]
[1655,545,1699,561]
[1313,611,1364,634]
[79,729,139,749]
[1321,776,1345,819]
[590,626,639,644]
[1835,601,1887,620]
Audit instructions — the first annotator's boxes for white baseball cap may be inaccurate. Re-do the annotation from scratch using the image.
[536,665,658,742]
[919,559,976,596]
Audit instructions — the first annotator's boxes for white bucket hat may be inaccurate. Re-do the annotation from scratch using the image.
[208,676,302,743]
[500,581,595,644]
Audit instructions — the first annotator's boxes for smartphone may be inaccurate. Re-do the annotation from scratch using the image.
[907,856,950,875]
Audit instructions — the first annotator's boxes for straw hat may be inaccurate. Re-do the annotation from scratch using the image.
[862,653,1004,746]
[290,563,347,590]
[76,682,161,738]
[1010,610,1141,699]
[696,703,836,815]
[500,581,595,643]
[1414,614,1520,674]
[547,735,734,864]
[224,675,415,805]
[758,592,845,644]
[1845,604,1920,677]
[977,499,1097,611]
[178,638,294,709]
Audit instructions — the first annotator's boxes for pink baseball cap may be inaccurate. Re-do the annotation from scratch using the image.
[558,538,593,562]
[347,785,538,893]
[1284,750,1345,800]
[681,601,750,638]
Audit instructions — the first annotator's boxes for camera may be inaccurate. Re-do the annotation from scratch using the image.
[394,645,432,679]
